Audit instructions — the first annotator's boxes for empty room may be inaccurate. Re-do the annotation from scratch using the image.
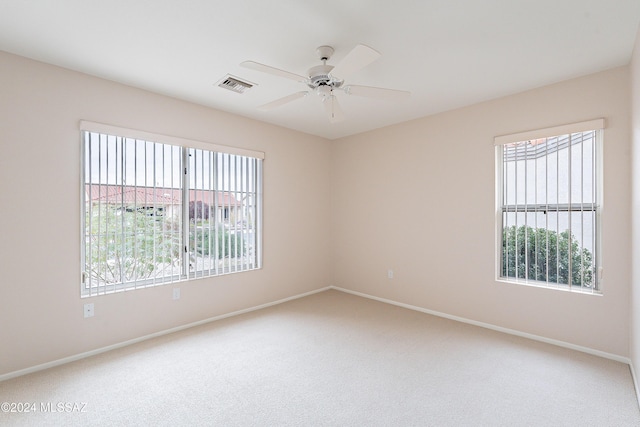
[2,1,640,425]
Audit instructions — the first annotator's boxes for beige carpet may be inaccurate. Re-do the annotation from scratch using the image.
[1,289,639,426]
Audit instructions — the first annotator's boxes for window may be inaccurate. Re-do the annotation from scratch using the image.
[495,119,603,292]
[81,122,263,297]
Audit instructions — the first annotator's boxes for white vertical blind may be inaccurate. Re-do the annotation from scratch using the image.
[496,120,603,292]
[81,126,263,297]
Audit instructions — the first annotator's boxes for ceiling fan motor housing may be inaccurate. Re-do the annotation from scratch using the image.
[307,64,343,90]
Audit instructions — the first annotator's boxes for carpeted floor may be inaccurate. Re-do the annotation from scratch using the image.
[1,289,639,426]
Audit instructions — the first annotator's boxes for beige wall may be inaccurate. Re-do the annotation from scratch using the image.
[631,26,640,374]
[331,66,631,357]
[0,47,635,377]
[0,51,332,376]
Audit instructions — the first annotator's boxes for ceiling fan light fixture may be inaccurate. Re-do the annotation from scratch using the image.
[316,85,331,98]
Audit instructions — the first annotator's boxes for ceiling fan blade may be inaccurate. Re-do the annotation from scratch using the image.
[258,91,308,111]
[323,95,345,123]
[343,85,410,100]
[329,44,381,81]
[240,61,307,82]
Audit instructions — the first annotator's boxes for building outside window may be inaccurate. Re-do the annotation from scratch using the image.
[495,119,603,292]
[80,122,263,297]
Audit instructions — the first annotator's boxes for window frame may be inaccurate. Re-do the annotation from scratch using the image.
[494,119,604,293]
[80,121,263,297]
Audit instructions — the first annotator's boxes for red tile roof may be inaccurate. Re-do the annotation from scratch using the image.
[85,185,241,206]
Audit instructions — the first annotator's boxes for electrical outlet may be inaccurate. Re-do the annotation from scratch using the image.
[173,288,181,300]
[84,303,94,318]
[388,269,394,279]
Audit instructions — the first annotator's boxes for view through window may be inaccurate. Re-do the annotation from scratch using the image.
[81,128,262,296]
[496,123,602,292]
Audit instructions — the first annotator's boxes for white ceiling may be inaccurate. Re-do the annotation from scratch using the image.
[1,1,639,140]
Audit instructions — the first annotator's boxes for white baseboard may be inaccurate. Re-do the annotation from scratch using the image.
[0,286,331,382]
[630,362,640,410]
[330,286,631,365]
[2,285,634,387]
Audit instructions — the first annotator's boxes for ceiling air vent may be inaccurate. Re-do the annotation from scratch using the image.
[217,75,255,94]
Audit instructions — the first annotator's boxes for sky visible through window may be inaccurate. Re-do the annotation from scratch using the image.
[84,134,255,193]
[502,132,596,254]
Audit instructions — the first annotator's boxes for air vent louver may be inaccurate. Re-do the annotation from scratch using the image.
[217,75,254,94]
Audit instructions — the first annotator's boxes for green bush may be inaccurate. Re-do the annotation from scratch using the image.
[191,225,245,259]
[85,205,182,284]
[502,225,593,287]
[86,205,245,285]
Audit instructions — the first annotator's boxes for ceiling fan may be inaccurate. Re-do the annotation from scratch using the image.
[240,44,410,122]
